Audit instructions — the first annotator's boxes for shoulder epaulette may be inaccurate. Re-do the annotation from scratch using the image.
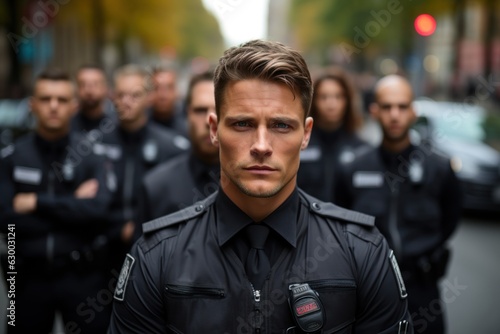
[298,189,374,227]
[142,191,218,234]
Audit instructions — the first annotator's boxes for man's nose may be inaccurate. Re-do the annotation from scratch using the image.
[250,126,272,157]
[49,98,59,111]
[389,106,401,118]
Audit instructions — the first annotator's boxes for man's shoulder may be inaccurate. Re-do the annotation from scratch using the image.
[298,189,383,245]
[138,192,217,251]
[144,153,190,184]
[148,122,190,151]
[299,189,374,226]
[1,133,34,159]
[349,145,377,164]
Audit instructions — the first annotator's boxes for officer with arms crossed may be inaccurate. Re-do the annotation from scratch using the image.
[109,41,413,333]
[0,69,112,333]
[138,71,219,225]
[335,75,462,334]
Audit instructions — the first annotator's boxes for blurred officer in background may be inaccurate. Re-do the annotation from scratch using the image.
[149,65,188,137]
[96,64,189,271]
[109,40,412,333]
[138,71,219,227]
[72,64,116,138]
[335,74,462,334]
[297,67,368,202]
[0,69,112,333]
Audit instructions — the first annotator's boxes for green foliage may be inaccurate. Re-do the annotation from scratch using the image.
[57,0,224,60]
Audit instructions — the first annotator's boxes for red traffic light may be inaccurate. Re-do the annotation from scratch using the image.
[414,14,436,36]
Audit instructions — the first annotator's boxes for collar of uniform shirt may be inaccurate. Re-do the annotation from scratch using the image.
[378,143,415,170]
[35,132,70,155]
[215,188,298,248]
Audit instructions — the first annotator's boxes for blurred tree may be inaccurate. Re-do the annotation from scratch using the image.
[57,0,224,61]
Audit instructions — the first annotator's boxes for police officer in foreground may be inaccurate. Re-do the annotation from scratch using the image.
[0,69,112,333]
[138,71,219,226]
[335,75,462,333]
[297,67,369,202]
[97,64,189,271]
[109,40,413,333]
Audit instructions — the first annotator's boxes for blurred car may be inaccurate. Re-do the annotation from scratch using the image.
[412,100,500,213]
[0,98,34,149]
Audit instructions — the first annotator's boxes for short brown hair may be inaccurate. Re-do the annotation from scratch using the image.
[311,67,363,133]
[113,64,153,92]
[36,68,72,82]
[34,68,74,94]
[214,40,312,119]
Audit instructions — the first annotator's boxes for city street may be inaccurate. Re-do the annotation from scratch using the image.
[444,213,500,334]
[1,212,499,333]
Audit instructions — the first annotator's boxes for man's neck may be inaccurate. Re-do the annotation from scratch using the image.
[81,105,105,120]
[381,136,411,153]
[220,176,296,222]
[36,127,69,142]
[120,114,147,133]
[153,109,174,123]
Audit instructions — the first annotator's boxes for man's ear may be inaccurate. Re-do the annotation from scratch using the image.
[301,117,314,150]
[208,112,219,147]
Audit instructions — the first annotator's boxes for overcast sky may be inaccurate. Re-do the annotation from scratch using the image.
[202,0,269,47]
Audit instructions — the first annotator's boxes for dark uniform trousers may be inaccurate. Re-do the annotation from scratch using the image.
[109,190,413,333]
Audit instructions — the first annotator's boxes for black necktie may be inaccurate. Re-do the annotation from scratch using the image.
[245,224,270,290]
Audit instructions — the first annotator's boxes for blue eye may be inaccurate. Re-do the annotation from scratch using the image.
[235,121,250,127]
[274,123,290,129]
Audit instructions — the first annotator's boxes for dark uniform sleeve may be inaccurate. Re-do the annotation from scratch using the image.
[0,150,52,234]
[346,225,413,333]
[138,182,152,225]
[332,162,352,208]
[36,154,112,225]
[109,240,166,333]
[439,162,462,243]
